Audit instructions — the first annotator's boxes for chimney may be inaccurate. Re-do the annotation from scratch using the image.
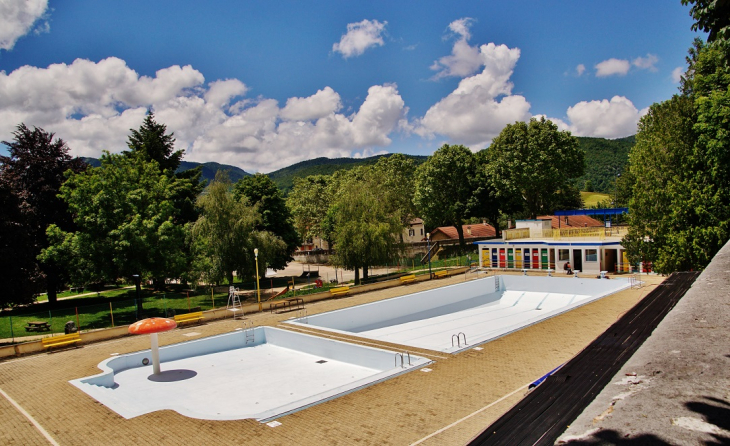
[466,226,472,236]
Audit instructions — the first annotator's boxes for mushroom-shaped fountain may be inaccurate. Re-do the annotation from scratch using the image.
[128,318,177,375]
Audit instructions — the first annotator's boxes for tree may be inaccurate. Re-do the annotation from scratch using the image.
[0,179,39,307]
[287,175,335,244]
[682,0,730,42]
[125,111,204,225]
[328,166,405,284]
[233,174,299,270]
[126,111,184,173]
[371,154,418,241]
[487,117,585,219]
[40,153,187,291]
[623,36,730,273]
[413,144,478,252]
[191,172,286,285]
[0,124,87,305]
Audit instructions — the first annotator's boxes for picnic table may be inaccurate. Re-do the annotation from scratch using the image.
[25,321,51,332]
[270,297,304,314]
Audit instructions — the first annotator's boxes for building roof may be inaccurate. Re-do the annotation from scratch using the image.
[431,223,496,239]
[409,218,424,225]
[537,215,604,229]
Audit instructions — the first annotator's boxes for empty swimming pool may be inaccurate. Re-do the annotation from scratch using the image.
[71,327,430,422]
[287,275,631,353]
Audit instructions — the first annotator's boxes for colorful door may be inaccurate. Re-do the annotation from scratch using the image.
[481,248,489,268]
[507,249,514,269]
[498,248,506,268]
[515,249,522,269]
[491,248,498,267]
[541,249,548,269]
[532,249,539,269]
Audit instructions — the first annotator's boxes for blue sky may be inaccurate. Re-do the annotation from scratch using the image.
[0,1,703,172]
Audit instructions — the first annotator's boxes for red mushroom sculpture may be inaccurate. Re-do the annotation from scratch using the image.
[128,318,177,375]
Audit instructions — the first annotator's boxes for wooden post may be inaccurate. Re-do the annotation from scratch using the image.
[75,307,80,332]
[109,302,114,327]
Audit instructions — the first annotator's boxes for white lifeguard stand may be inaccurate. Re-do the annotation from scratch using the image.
[227,286,244,319]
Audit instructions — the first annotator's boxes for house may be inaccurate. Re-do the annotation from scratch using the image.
[429,222,496,242]
[537,214,604,229]
[402,218,425,243]
[475,216,630,275]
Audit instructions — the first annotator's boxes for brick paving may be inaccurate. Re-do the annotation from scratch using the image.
[0,272,665,446]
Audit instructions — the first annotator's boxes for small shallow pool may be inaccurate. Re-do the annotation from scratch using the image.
[71,327,430,422]
[287,275,631,353]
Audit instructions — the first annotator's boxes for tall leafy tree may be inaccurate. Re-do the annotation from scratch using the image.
[0,124,86,305]
[328,166,405,284]
[40,153,187,291]
[682,0,730,42]
[191,172,286,285]
[125,111,204,224]
[232,174,299,270]
[287,175,335,245]
[623,35,730,273]
[487,117,585,219]
[413,144,478,252]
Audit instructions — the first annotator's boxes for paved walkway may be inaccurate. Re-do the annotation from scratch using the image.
[558,242,730,445]
[0,271,664,445]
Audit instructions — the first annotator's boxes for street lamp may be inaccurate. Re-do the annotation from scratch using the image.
[426,232,432,279]
[254,248,261,311]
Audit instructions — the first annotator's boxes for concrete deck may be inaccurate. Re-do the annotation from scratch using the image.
[558,242,730,445]
[0,271,665,445]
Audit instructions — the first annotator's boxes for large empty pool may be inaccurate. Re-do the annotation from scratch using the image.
[71,327,430,422]
[287,275,631,353]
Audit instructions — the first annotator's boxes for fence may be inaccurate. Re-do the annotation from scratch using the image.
[0,288,228,344]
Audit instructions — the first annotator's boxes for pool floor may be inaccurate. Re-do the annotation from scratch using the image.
[360,290,591,351]
[71,327,430,422]
[288,276,632,353]
[75,343,378,421]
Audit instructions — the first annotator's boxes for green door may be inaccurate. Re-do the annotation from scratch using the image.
[541,248,548,269]
[507,249,514,268]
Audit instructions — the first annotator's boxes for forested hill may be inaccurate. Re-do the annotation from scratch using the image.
[81,157,251,184]
[80,135,631,194]
[265,137,633,195]
[576,135,635,193]
[267,154,428,194]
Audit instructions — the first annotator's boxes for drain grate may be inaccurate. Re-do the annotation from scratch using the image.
[315,360,327,364]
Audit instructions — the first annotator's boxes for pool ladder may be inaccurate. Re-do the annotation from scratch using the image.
[394,352,411,369]
[243,320,255,344]
[452,332,467,348]
[297,308,308,324]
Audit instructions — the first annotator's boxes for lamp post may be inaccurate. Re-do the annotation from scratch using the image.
[132,274,141,320]
[254,248,261,311]
[427,232,432,279]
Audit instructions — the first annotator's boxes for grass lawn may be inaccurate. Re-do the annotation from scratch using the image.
[581,191,610,207]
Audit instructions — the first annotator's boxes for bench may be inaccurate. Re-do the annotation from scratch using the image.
[399,274,416,284]
[173,311,204,326]
[42,333,81,350]
[432,270,448,279]
[330,286,350,297]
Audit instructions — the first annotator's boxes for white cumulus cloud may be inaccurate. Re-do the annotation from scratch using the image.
[595,58,631,77]
[576,64,586,76]
[671,66,684,83]
[332,19,387,59]
[562,96,644,138]
[417,42,532,148]
[0,0,48,50]
[632,53,659,71]
[0,57,407,172]
[280,87,341,121]
[430,18,483,79]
